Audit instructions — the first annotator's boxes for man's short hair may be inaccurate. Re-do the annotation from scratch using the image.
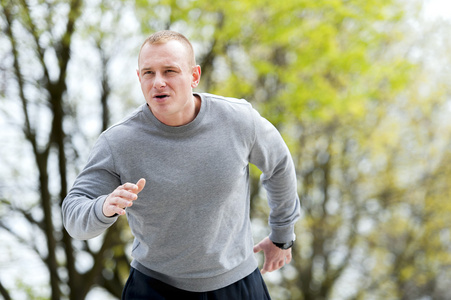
[139,30,196,66]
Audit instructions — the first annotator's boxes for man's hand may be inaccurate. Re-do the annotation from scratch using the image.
[103,178,146,217]
[253,236,292,274]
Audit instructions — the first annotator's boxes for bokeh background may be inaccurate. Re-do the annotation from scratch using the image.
[1,0,451,299]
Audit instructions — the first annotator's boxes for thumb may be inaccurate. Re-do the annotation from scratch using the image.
[135,178,146,194]
[253,242,262,253]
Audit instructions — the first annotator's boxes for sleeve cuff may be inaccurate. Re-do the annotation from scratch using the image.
[94,195,118,224]
[269,225,296,244]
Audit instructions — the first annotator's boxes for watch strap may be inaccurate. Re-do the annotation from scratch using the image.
[272,240,294,250]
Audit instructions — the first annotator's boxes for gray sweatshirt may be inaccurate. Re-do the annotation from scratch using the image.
[62,93,300,292]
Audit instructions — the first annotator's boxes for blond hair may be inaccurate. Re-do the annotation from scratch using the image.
[138,30,196,67]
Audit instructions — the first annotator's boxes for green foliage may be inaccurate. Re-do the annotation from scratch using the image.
[135,0,412,126]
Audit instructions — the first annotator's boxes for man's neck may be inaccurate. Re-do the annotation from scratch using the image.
[151,94,201,127]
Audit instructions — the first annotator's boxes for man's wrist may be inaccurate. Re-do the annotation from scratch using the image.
[272,240,294,250]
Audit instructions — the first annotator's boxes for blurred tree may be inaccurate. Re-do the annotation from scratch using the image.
[357,41,451,299]
[0,0,140,299]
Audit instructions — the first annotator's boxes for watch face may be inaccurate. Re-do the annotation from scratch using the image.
[283,241,294,249]
[274,240,294,249]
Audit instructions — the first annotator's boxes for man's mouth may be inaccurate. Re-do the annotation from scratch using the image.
[154,94,169,100]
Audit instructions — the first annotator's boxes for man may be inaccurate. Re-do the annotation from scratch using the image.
[63,30,300,299]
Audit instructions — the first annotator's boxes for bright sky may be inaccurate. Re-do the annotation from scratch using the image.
[422,0,451,20]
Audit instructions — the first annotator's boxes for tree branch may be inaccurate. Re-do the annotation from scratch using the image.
[0,280,12,300]
[18,0,52,88]
[1,2,38,152]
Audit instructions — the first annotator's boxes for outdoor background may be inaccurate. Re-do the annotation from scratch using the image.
[1,0,451,299]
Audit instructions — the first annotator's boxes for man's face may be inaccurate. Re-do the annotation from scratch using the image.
[137,40,200,126]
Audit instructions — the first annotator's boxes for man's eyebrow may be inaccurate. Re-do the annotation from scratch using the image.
[163,64,181,70]
[141,65,181,71]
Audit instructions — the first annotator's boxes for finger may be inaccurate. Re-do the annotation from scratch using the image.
[260,264,268,274]
[285,253,292,264]
[135,178,146,194]
[103,201,127,217]
[112,189,138,201]
[105,195,134,215]
[111,197,134,208]
[110,192,135,208]
[261,258,273,274]
[120,182,139,192]
[107,204,127,216]
[106,193,136,211]
[261,263,273,274]
[253,243,262,253]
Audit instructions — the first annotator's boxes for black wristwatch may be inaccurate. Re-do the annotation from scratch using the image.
[272,240,294,250]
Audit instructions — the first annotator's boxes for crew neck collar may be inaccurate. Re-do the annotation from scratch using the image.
[142,93,206,134]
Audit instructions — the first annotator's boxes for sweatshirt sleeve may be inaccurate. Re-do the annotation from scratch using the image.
[248,108,301,244]
[62,134,121,240]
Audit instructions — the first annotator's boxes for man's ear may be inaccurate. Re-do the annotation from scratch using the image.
[136,69,141,82]
[191,65,201,88]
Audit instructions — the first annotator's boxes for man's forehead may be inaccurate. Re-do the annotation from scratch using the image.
[138,40,194,68]
[139,52,185,70]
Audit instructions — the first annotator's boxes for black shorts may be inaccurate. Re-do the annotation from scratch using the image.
[122,267,271,300]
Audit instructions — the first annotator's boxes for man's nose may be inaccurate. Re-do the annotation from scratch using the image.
[153,72,166,88]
